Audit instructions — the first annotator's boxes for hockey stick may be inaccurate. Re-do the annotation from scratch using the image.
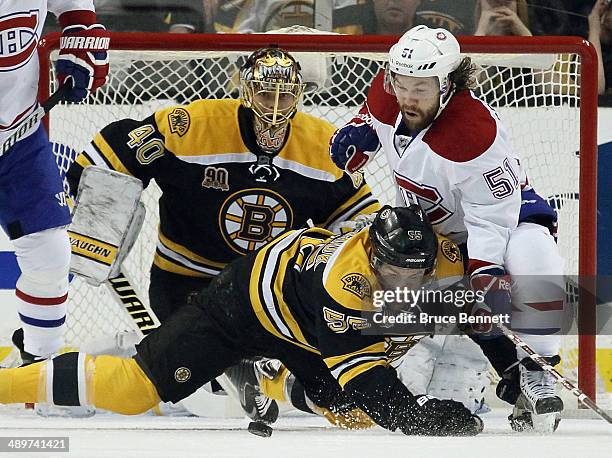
[103,270,246,417]
[104,270,160,337]
[497,322,612,425]
[1,81,73,157]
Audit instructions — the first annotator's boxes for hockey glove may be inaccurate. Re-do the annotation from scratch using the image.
[57,11,110,103]
[329,113,380,173]
[318,391,375,430]
[519,188,558,240]
[401,395,483,436]
[467,265,512,335]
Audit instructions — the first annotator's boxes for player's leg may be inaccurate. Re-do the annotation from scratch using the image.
[504,222,565,431]
[0,303,245,414]
[148,264,211,324]
[0,126,71,363]
[223,358,282,423]
[147,266,223,414]
[0,352,160,415]
[11,228,70,362]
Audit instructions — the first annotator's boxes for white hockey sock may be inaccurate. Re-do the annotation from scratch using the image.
[516,334,561,360]
[16,287,67,357]
[13,228,70,358]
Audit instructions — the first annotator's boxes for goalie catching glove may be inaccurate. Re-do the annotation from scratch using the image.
[314,391,375,430]
[68,166,145,285]
[329,110,380,173]
[57,10,110,102]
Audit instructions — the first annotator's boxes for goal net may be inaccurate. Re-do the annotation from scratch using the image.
[36,32,607,405]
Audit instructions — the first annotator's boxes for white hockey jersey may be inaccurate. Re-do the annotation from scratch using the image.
[364,72,521,271]
[0,1,94,145]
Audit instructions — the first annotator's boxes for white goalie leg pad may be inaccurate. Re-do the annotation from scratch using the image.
[80,330,141,358]
[394,335,445,395]
[426,335,490,414]
[69,166,144,285]
[395,335,490,414]
[108,201,145,278]
[13,227,71,357]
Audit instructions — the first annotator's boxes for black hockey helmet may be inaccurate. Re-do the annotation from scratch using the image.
[369,205,438,271]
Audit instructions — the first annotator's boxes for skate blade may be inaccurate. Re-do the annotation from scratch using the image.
[35,404,95,418]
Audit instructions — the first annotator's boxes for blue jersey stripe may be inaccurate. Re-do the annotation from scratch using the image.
[18,314,66,328]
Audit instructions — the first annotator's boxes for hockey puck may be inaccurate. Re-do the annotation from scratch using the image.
[248,421,273,437]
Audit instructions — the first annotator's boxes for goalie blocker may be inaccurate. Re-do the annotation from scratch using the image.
[69,166,145,285]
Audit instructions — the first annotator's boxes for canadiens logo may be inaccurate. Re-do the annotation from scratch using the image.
[0,10,39,71]
[168,108,190,137]
[174,367,191,383]
[441,239,462,263]
[219,188,293,254]
[341,273,372,299]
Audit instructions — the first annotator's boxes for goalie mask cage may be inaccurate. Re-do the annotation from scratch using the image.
[37,32,603,405]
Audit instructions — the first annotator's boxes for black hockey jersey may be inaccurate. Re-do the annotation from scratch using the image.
[67,99,379,278]
[234,226,464,389]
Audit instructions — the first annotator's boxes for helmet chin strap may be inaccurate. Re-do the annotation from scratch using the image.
[433,77,455,121]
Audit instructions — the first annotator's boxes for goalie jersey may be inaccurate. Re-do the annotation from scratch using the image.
[232,226,464,390]
[67,99,379,278]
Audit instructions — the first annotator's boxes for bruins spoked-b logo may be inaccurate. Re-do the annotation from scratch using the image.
[219,188,293,254]
[174,367,191,383]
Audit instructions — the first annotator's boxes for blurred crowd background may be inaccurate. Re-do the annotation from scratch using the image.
[42,1,612,98]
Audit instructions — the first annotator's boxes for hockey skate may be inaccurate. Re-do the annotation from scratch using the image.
[509,356,563,433]
[224,358,279,424]
[11,329,95,418]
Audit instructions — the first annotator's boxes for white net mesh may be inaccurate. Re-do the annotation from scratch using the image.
[41,41,607,399]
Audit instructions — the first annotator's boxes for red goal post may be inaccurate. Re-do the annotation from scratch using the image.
[37,32,599,401]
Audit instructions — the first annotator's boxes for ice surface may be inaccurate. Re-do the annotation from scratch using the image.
[0,407,610,458]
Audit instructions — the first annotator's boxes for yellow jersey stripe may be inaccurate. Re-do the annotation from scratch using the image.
[153,252,214,278]
[75,152,94,168]
[248,248,301,347]
[324,341,386,369]
[249,230,320,354]
[338,359,387,388]
[158,231,226,269]
[258,231,317,351]
[93,133,130,175]
[274,240,314,348]
[322,185,379,228]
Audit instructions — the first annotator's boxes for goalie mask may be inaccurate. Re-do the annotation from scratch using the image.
[240,47,306,126]
[369,205,438,292]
